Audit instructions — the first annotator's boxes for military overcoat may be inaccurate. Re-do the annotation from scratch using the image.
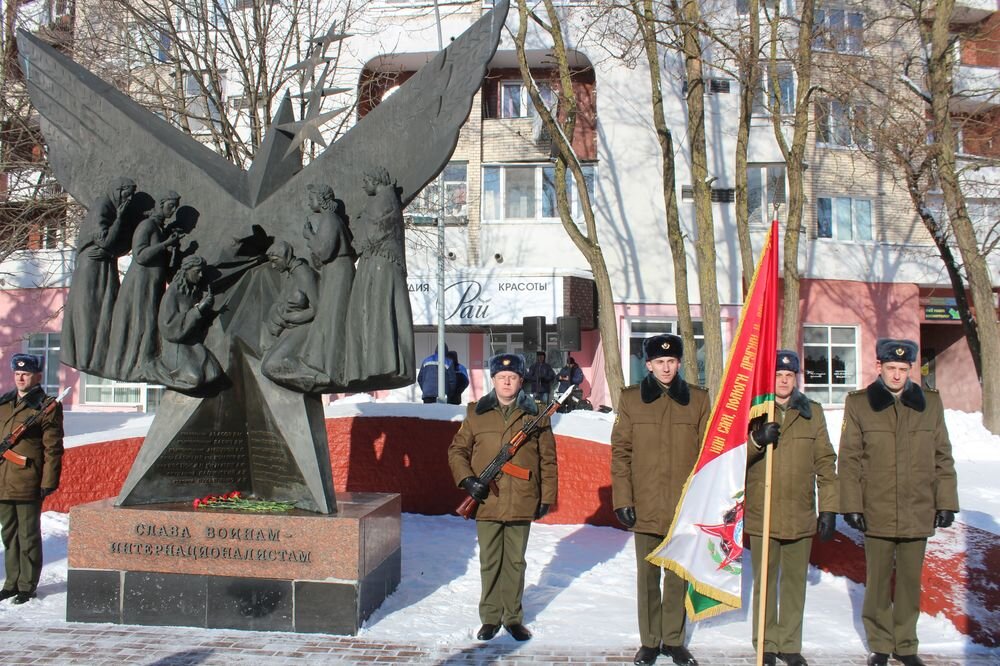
[0,385,64,501]
[448,390,558,522]
[744,390,838,540]
[839,379,958,539]
[611,374,710,535]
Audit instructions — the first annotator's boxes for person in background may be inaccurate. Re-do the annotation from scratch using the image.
[0,354,64,605]
[417,345,457,404]
[839,339,958,666]
[744,350,838,666]
[446,350,470,405]
[525,351,556,404]
[448,353,557,643]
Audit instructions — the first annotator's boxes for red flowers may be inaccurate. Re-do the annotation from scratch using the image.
[192,490,242,508]
[190,491,294,513]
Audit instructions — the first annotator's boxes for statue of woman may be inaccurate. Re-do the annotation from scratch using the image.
[62,177,137,374]
[263,185,354,392]
[106,191,184,380]
[143,254,222,390]
[344,168,414,387]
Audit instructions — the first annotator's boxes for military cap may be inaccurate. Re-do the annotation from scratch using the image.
[644,334,683,361]
[876,338,917,363]
[10,353,44,373]
[490,353,526,378]
[776,349,800,373]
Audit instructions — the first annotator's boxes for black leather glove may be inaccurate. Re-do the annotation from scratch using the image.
[817,511,836,542]
[934,509,955,529]
[460,476,488,502]
[534,503,550,520]
[844,512,867,533]
[615,506,636,528]
[40,487,57,499]
[751,421,780,449]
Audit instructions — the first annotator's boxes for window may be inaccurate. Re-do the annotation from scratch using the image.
[483,164,596,223]
[817,196,872,241]
[738,0,795,15]
[184,71,224,133]
[815,100,869,148]
[814,8,864,54]
[83,375,165,413]
[24,334,61,395]
[802,325,859,404]
[405,162,468,225]
[500,81,555,119]
[680,186,736,202]
[626,321,706,386]
[752,63,795,116]
[747,164,786,225]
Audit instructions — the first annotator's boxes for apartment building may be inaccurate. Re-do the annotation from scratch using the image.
[1,0,997,412]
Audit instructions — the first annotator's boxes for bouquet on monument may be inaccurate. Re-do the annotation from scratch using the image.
[193,491,296,513]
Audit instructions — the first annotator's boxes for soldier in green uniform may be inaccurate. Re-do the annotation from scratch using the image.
[448,353,558,643]
[839,339,958,666]
[611,334,710,666]
[0,354,64,605]
[745,350,838,666]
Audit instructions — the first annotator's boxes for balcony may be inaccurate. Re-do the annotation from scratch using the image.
[952,0,996,26]
[952,64,1000,113]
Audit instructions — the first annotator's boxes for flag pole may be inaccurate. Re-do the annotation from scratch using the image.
[755,211,780,666]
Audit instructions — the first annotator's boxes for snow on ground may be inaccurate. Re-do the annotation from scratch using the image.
[36,402,1000,656]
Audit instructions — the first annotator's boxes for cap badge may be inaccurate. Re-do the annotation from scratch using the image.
[895,347,905,357]
[16,360,24,367]
[662,342,670,350]
[781,356,790,365]
[502,358,511,366]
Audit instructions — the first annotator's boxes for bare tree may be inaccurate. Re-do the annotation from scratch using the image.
[513,0,626,406]
[630,0,699,384]
[925,0,1000,433]
[73,0,366,168]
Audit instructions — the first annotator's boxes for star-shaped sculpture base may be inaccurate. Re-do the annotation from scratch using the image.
[115,341,336,513]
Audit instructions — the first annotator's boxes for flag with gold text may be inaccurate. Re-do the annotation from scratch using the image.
[646,219,779,620]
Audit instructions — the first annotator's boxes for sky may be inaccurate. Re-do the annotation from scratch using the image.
[7,402,1000,660]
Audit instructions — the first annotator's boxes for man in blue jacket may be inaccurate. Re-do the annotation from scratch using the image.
[417,346,457,403]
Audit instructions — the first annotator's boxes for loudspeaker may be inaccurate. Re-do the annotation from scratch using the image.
[522,316,546,352]
[557,316,581,351]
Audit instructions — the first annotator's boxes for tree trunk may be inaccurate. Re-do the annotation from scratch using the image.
[636,0,697,383]
[514,0,626,406]
[680,0,723,394]
[928,0,1000,433]
[734,0,761,294]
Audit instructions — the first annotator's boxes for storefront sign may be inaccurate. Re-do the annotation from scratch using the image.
[924,305,961,321]
[407,275,563,325]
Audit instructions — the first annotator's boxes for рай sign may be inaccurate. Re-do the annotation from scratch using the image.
[408,275,564,325]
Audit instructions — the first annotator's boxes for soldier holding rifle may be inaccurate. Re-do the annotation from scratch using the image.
[0,354,64,605]
[448,353,558,642]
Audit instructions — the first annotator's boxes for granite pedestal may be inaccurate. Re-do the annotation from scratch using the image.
[66,493,401,634]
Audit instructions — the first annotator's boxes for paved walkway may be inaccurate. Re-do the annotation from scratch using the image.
[0,623,993,665]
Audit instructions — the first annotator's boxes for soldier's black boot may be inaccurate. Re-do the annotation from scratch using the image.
[475,624,499,640]
[892,655,926,666]
[762,652,777,666]
[0,589,16,601]
[778,652,808,666]
[504,623,532,641]
[633,646,659,665]
[660,644,698,666]
[866,653,889,666]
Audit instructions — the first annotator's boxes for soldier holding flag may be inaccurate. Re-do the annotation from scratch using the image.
[745,350,838,666]
[611,334,709,666]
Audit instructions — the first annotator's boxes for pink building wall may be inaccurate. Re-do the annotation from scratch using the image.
[0,286,80,409]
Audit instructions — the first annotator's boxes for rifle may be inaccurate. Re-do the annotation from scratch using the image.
[0,387,71,467]
[456,385,573,520]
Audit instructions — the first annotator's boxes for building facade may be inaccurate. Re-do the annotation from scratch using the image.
[1,0,998,412]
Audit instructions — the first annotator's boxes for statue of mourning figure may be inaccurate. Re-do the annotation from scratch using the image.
[62,177,139,375]
[142,254,222,390]
[343,167,414,388]
[106,190,186,380]
[262,184,354,393]
[259,240,319,353]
